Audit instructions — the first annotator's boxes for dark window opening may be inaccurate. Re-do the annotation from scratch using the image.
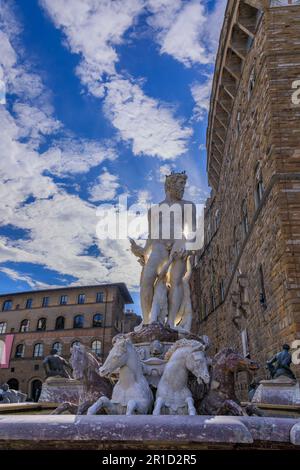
[26,298,33,309]
[33,343,44,358]
[93,313,104,328]
[242,200,249,237]
[73,314,84,329]
[96,292,104,303]
[20,319,30,333]
[36,318,46,331]
[15,344,25,358]
[60,295,68,305]
[2,300,12,311]
[7,378,19,390]
[259,264,267,309]
[78,294,85,304]
[52,342,62,355]
[91,340,102,357]
[55,316,65,330]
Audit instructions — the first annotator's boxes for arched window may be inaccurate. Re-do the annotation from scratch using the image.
[241,200,249,237]
[52,342,62,355]
[71,340,81,348]
[36,318,46,331]
[7,378,19,390]
[2,300,12,311]
[73,314,84,329]
[55,316,65,330]
[20,319,30,333]
[31,379,42,402]
[33,343,44,358]
[15,344,25,358]
[0,322,7,334]
[93,313,103,328]
[91,340,102,357]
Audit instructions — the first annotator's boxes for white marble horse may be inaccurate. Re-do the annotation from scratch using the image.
[87,336,153,415]
[153,339,210,415]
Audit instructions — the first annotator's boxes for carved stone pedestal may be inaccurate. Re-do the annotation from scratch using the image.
[252,376,300,406]
[38,377,83,404]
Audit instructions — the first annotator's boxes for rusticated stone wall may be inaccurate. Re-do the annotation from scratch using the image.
[191,3,300,397]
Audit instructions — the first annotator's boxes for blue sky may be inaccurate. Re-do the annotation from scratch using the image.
[0,0,226,314]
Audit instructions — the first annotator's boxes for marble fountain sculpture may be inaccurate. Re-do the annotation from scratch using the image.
[84,172,260,417]
[51,172,261,417]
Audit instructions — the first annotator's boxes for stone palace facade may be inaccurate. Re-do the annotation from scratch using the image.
[191,0,300,388]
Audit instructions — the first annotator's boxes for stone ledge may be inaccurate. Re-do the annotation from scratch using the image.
[0,415,299,450]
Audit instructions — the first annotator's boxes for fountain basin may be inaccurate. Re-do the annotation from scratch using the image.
[0,415,299,450]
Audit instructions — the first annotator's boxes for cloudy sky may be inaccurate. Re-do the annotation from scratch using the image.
[0,0,226,313]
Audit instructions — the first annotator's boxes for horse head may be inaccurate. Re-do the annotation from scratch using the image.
[99,336,132,378]
[215,348,259,374]
[185,344,211,385]
[71,343,100,381]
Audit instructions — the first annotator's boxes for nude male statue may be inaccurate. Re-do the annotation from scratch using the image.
[130,172,196,329]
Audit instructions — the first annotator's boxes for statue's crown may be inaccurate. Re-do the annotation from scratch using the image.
[165,170,186,179]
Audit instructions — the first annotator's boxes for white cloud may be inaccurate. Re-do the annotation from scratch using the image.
[190,74,213,121]
[146,0,182,31]
[39,0,192,160]
[186,184,208,202]
[0,10,140,290]
[157,163,176,182]
[0,267,52,290]
[13,102,61,145]
[104,77,192,160]
[147,0,226,67]
[40,0,144,96]
[89,169,120,202]
[42,139,117,176]
[160,2,209,67]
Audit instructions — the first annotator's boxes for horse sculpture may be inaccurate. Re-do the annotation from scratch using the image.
[52,343,112,415]
[87,336,153,415]
[153,339,211,415]
[199,347,259,416]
